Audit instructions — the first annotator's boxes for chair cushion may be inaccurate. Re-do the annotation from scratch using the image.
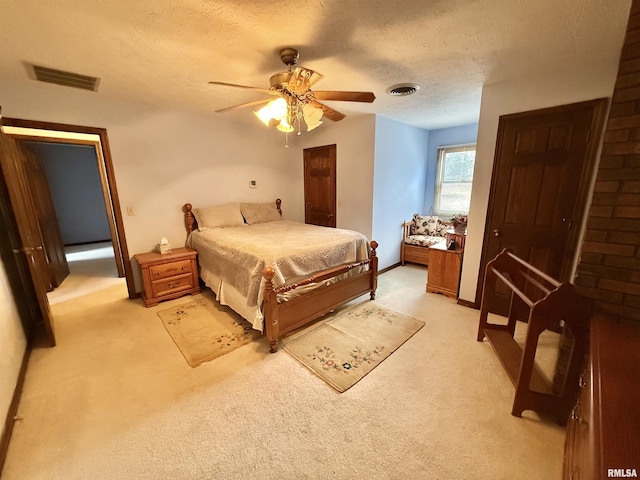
[404,235,446,248]
[412,214,440,235]
[411,214,448,237]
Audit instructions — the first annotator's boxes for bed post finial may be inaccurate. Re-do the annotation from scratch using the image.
[275,198,282,217]
[184,203,195,234]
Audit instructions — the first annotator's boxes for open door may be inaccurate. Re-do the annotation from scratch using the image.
[0,130,56,346]
[476,98,608,316]
[21,142,69,289]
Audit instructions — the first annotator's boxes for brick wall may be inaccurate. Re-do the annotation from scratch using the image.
[575,0,640,322]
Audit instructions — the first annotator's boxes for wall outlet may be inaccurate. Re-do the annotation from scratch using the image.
[249,180,257,188]
[126,206,134,216]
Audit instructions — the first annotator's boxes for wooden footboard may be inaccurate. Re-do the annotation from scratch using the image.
[262,241,379,352]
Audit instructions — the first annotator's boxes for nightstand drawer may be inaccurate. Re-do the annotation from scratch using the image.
[149,259,192,280]
[151,273,194,298]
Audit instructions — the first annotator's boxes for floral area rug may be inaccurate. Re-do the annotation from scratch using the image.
[283,303,425,392]
[157,296,262,367]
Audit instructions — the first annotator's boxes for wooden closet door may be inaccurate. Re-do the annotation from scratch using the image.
[303,144,336,227]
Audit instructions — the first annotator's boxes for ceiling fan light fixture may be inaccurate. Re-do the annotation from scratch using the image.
[254,97,288,126]
[303,103,324,131]
[253,108,272,127]
[276,117,294,133]
[386,83,421,96]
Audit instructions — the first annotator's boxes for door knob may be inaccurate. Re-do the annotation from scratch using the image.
[493,229,502,237]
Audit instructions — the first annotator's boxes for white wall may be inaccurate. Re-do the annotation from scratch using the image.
[373,116,429,269]
[107,110,303,256]
[0,263,27,438]
[299,115,377,239]
[459,65,621,303]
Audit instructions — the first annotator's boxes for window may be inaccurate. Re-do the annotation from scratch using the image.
[433,144,476,217]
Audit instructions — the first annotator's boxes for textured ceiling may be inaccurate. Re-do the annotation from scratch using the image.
[0,0,632,130]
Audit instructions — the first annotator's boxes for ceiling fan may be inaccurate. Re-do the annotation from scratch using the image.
[208,48,376,134]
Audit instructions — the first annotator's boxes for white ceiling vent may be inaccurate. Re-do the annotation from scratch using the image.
[386,83,420,96]
[31,65,100,92]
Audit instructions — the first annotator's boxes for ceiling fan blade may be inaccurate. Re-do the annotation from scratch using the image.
[216,98,271,113]
[313,91,376,103]
[208,81,277,95]
[311,101,346,122]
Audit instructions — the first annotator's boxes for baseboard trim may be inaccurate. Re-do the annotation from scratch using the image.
[0,339,31,476]
[457,298,479,309]
[379,262,401,275]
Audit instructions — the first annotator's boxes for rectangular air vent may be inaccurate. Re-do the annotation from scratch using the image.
[32,65,100,92]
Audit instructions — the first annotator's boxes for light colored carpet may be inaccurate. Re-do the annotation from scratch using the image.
[284,303,424,392]
[3,262,567,480]
[158,297,262,367]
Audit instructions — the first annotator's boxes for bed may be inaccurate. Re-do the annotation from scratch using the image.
[183,199,378,352]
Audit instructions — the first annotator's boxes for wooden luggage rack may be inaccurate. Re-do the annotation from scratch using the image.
[476,249,590,425]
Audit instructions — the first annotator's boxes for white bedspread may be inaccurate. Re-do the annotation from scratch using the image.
[186,220,371,330]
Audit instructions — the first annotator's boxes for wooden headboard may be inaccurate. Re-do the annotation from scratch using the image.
[183,199,283,234]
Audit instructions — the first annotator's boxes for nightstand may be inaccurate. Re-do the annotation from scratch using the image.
[134,247,200,307]
[426,241,463,298]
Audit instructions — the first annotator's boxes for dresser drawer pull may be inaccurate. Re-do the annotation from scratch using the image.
[168,282,179,289]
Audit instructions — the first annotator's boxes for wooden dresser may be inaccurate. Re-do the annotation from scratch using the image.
[563,315,640,479]
[134,247,200,307]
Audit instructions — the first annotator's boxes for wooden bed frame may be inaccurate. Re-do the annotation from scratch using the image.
[183,199,379,352]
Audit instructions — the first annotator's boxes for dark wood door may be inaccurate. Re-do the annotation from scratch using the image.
[0,131,56,346]
[476,99,607,316]
[303,144,336,227]
[21,142,69,289]
[0,163,41,339]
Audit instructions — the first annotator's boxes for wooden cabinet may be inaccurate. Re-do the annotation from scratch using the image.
[563,316,640,480]
[426,241,462,298]
[134,247,200,307]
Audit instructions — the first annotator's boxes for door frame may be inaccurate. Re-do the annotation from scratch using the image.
[474,98,609,308]
[2,117,135,299]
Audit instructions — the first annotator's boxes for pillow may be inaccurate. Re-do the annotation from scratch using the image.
[412,214,440,236]
[240,202,282,225]
[193,203,245,230]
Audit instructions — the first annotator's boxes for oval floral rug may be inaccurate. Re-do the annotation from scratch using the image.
[283,302,424,392]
